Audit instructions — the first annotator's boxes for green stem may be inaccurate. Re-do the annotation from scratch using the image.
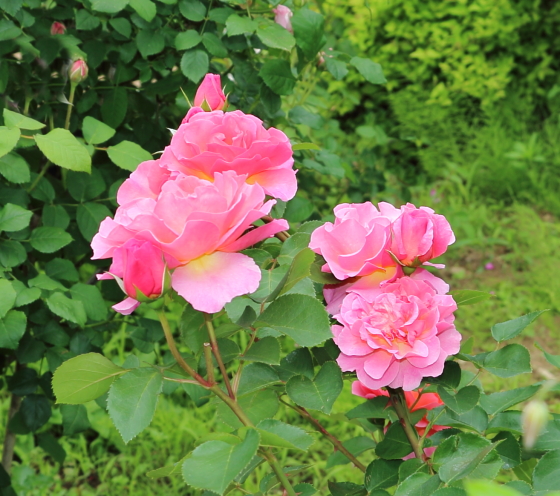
[282,399,366,472]
[203,343,215,384]
[387,388,425,461]
[157,311,212,387]
[64,83,76,130]
[27,161,50,193]
[204,313,235,399]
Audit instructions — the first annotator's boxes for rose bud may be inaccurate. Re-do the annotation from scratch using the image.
[273,5,293,33]
[68,59,88,85]
[194,74,227,111]
[50,22,66,35]
[522,399,549,449]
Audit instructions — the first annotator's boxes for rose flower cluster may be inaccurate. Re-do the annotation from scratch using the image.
[92,74,295,314]
[309,202,461,392]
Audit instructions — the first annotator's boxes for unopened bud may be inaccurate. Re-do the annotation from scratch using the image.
[522,399,549,449]
[50,22,66,35]
[69,59,88,85]
[194,74,227,111]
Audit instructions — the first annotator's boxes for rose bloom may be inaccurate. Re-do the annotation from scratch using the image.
[50,22,66,35]
[160,108,296,201]
[272,5,293,33]
[99,239,177,315]
[352,382,448,458]
[92,171,288,313]
[332,269,461,391]
[390,203,455,267]
[194,73,227,111]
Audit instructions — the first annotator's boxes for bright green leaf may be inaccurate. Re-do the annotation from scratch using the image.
[0,278,16,318]
[91,0,129,14]
[0,126,21,159]
[35,129,91,173]
[130,0,156,22]
[82,116,115,145]
[175,30,202,50]
[0,203,32,232]
[350,57,387,84]
[0,310,26,349]
[107,140,152,172]
[61,404,90,435]
[450,290,492,306]
[255,419,314,451]
[30,227,73,253]
[533,449,560,491]
[491,310,547,342]
[257,21,295,51]
[180,50,209,83]
[178,0,206,22]
[225,14,255,36]
[202,32,228,57]
[3,109,45,130]
[46,293,87,326]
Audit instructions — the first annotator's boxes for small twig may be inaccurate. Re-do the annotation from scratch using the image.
[387,388,425,461]
[203,343,215,384]
[261,215,290,242]
[204,313,235,399]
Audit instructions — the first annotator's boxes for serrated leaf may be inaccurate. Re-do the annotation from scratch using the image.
[0,310,26,349]
[291,9,325,60]
[286,361,342,414]
[61,404,90,435]
[107,140,152,172]
[350,57,386,84]
[365,458,401,490]
[253,419,313,451]
[82,116,115,145]
[53,352,126,404]
[491,310,547,342]
[255,294,331,347]
[175,30,202,50]
[202,32,227,57]
[346,396,393,420]
[180,50,209,83]
[327,436,376,467]
[46,292,87,326]
[217,389,278,429]
[257,21,295,51]
[91,0,129,14]
[259,59,296,96]
[20,394,51,431]
[325,58,348,80]
[77,202,112,241]
[242,336,281,365]
[0,152,30,184]
[535,342,560,369]
[35,128,91,173]
[30,227,73,253]
[101,88,128,128]
[375,422,413,460]
[225,14,255,36]
[237,362,280,396]
[483,344,531,378]
[3,109,45,130]
[178,0,206,22]
[0,278,16,318]
[130,0,156,22]
[0,203,32,232]
[182,428,260,495]
[479,385,540,415]
[0,126,21,159]
[533,449,560,491]
[437,386,480,414]
[107,368,163,443]
[450,290,492,306]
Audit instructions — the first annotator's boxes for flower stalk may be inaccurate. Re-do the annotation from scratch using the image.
[387,387,425,461]
[204,313,235,399]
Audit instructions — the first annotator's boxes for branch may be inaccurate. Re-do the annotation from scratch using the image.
[387,388,425,461]
[204,313,235,399]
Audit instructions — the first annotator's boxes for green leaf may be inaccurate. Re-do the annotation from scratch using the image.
[274,348,314,381]
[107,368,163,443]
[450,290,492,306]
[365,459,401,491]
[180,50,209,83]
[3,109,45,130]
[491,310,547,342]
[137,29,165,58]
[42,205,70,229]
[237,363,280,396]
[325,58,348,80]
[35,128,91,173]
[278,248,315,297]
[107,141,152,172]
[286,361,342,414]
[432,433,502,484]
[534,419,560,451]
[291,9,325,60]
[37,432,66,463]
[30,227,73,253]
[425,361,462,389]
[20,394,51,431]
[328,482,368,496]
[61,404,90,435]
[77,202,112,241]
[0,240,26,268]
[292,142,321,151]
[242,336,281,365]
[175,30,202,50]
[535,342,560,369]
[278,233,312,266]
[182,428,259,495]
[395,474,440,496]
[493,431,521,469]
[217,389,278,429]
[109,17,131,38]
[202,32,228,57]
[0,203,32,232]
[432,406,488,433]
[533,449,560,491]
[76,9,101,30]
[463,480,521,496]
[259,59,297,96]
[0,152,30,183]
[0,278,16,319]
[375,422,413,460]
[346,396,393,420]
[70,283,108,322]
[101,88,128,128]
[0,126,20,159]
[486,411,522,434]
[483,344,531,378]
[256,21,296,51]
[225,14,255,36]
[327,436,376,467]
[46,293,87,326]
[433,489,468,496]
[479,385,540,415]
[178,0,206,21]
[0,310,26,349]
[91,0,129,14]
[130,0,156,21]
[179,304,206,354]
[53,352,126,404]
[46,258,79,282]
[7,367,38,396]
[255,419,314,451]
[350,57,387,84]
[285,196,314,223]
[437,385,480,414]
[82,116,115,145]
[255,294,331,347]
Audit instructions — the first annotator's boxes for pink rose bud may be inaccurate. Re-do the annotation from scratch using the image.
[522,400,548,449]
[194,74,227,111]
[50,22,66,35]
[69,59,88,85]
[273,5,293,33]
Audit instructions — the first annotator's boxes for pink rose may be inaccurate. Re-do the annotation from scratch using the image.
[160,109,297,201]
[309,202,397,280]
[273,5,293,33]
[332,269,461,391]
[92,171,288,313]
[50,22,66,35]
[116,159,174,205]
[352,383,448,458]
[99,239,177,315]
[390,203,455,267]
[69,59,88,84]
[194,74,227,111]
